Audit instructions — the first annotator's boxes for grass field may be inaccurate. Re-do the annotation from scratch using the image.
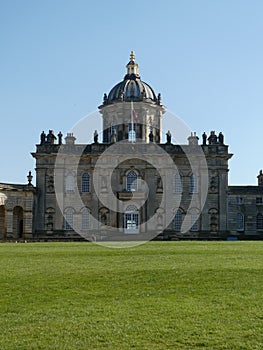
[0,241,262,349]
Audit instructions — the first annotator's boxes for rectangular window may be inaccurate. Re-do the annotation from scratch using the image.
[174,174,182,193]
[65,209,74,230]
[82,173,90,193]
[65,174,75,194]
[174,210,182,231]
[190,174,198,194]
[236,212,244,231]
[256,197,263,204]
[81,209,90,230]
[236,197,243,205]
[256,214,263,230]
[190,214,199,231]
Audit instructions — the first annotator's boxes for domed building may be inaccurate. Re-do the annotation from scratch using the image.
[99,51,164,144]
[0,52,263,241]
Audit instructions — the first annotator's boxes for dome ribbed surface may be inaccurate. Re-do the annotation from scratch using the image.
[107,75,157,103]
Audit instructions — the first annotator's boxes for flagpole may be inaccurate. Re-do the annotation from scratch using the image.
[131,100,134,143]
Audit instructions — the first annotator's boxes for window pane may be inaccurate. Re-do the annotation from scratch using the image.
[65,174,74,193]
[190,214,199,231]
[82,173,90,193]
[124,205,139,233]
[81,208,90,230]
[236,212,244,231]
[256,214,263,230]
[174,174,182,193]
[127,171,138,191]
[236,197,243,204]
[174,210,182,231]
[65,208,74,230]
[256,197,263,204]
[128,123,136,142]
[190,174,198,193]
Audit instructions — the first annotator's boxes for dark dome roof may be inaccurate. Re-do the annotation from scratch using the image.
[101,52,162,106]
[107,76,157,103]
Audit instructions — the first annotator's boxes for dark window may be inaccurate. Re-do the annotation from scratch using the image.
[65,208,74,230]
[174,174,182,193]
[82,173,90,193]
[174,210,183,231]
[256,213,263,230]
[236,197,243,205]
[236,212,244,231]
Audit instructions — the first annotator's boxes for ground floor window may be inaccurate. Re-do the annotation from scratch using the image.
[236,212,244,231]
[81,208,90,231]
[256,213,263,230]
[190,213,199,231]
[174,209,183,232]
[64,208,74,230]
[124,205,139,234]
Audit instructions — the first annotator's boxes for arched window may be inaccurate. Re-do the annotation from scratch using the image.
[126,170,138,192]
[256,213,263,230]
[64,208,74,230]
[174,209,183,232]
[65,173,74,193]
[174,173,182,193]
[82,173,90,193]
[236,212,244,231]
[190,174,198,193]
[124,205,139,234]
[81,207,90,231]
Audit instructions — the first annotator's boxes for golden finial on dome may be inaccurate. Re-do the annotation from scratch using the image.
[130,50,135,62]
[126,51,139,76]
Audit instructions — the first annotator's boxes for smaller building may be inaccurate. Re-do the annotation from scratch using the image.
[0,173,34,240]
[228,170,263,239]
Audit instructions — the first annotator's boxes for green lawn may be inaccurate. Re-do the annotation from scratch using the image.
[0,241,262,349]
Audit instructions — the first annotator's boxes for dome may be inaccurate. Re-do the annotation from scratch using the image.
[101,51,162,106]
[107,78,157,102]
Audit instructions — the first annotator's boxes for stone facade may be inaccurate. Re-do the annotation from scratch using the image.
[0,52,262,240]
[0,183,34,240]
[228,179,263,239]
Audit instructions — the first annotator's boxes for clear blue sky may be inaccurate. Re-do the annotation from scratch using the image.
[1,0,263,185]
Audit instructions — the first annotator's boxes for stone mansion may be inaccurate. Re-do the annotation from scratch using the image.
[1,52,263,241]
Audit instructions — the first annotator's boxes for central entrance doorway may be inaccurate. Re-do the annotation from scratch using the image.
[124,205,139,234]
